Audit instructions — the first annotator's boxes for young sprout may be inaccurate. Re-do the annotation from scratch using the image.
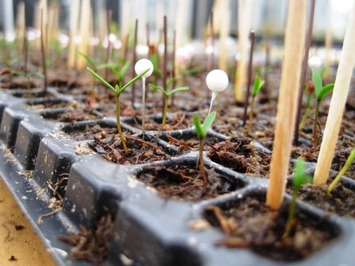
[283,158,312,239]
[312,69,334,144]
[134,59,154,133]
[298,81,314,132]
[87,67,150,153]
[327,148,355,194]
[247,76,265,134]
[206,69,229,115]
[192,111,217,185]
[149,78,189,128]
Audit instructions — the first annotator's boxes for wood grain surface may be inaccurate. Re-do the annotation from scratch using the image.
[0,178,57,266]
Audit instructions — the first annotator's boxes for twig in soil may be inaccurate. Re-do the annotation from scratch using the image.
[205,205,234,234]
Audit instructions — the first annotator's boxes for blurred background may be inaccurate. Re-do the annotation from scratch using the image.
[0,0,354,44]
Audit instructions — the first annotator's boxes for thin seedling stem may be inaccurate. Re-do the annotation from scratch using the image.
[198,138,208,185]
[162,95,168,127]
[115,94,128,153]
[313,100,321,144]
[243,30,256,126]
[247,96,255,134]
[142,77,147,134]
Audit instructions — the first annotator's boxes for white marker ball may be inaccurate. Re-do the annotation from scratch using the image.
[308,56,323,71]
[135,59,154,78]
[206,69,229,92]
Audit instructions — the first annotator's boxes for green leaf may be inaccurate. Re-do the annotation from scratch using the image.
[252,76,265,97]
[97,61,120,70]
[119,61,131,79]
[79,52,96,70]
[87,67,116,93]
[293,158,312,190]
[166,76,179,87]
[149,83,168,97]
[167,86,189,97]
[121,68,150,92]
[318,83,334,101]
[202,111,216,137]
[192,114,204,139]
[312,70,323,98]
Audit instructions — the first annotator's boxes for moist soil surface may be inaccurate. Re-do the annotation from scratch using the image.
[294,182,355,218]
[137,164,244,201]
[208,135,271,177]
[89,133,170,165]
[204,194,338,261]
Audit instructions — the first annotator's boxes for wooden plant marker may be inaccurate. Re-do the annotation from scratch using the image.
[266,0,307,209]
[313,2,355,185]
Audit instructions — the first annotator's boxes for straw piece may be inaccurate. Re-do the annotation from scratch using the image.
[313,2,355,186]
[266,0,307,210]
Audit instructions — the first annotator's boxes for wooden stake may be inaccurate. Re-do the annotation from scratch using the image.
[218,0,231,71]
[242,30,255,127]
[266,0,307,210]
[294,0,316,145]
[76,0,91,70]
[16,1,26,52]
[131,19,138,107]
[324,2,333,76]
[68,0,80,68]
[234,0,254,104]
[104,10,113,81]
[313,2,355,185]
[207,11,215,71]
[40,9,48,95]
[162,16,168,118]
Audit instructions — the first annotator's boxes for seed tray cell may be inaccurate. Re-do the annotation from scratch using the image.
[0,90,355,266]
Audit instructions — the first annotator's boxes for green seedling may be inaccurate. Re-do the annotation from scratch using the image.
[149,78,189,128]
[247,76,265,134]
[328,148,355,194]
[283,158,312,239]
[312,70,334,144]
[87,66,149,153]
[192,111,217,185]
[298,81,314,132]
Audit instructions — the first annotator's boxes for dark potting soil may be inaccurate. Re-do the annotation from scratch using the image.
[204,194,338,261]
[58,215,114,265]
[124,111,192,131]
[295,183,355,218]
[41,106,103,122]
[136,164,244,201]
[208,136,271,177]
[89,133,169,165]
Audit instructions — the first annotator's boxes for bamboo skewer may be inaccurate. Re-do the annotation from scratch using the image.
[313,2,355,186]
[234,0,253,104]
[266,0,307,210]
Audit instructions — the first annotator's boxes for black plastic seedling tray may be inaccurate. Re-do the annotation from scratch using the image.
[1,87,355,266]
